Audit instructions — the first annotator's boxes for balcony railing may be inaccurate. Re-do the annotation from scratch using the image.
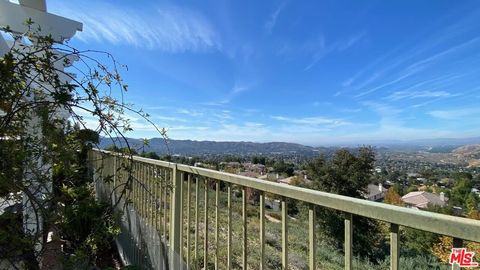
[88,149,480,270]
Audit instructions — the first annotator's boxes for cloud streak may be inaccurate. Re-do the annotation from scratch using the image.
[265,2,287,33]
[50,1,220,52]
[386,90,454,101]
[304,31,366,71]
[428,108,480,120]
[271,115,350,127]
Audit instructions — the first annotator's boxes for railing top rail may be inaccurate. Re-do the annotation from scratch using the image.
[93,149,480,242]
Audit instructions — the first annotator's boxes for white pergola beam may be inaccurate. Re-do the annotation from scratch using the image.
[0,0,82,42]
[18,0,46,12]
[0,0,83,247]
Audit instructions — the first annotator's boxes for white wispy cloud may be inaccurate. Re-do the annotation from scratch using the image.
[154,115,187,122]
[386,90,454,101]
[340,50,395,89]
[358,101,455,140]
[244,122,264,127]
[428,108,480,120]
[345,16,480,99]
[201,100,230,106]
[232,85,249,94]
[213,111,233,120]
[304,31,366,71]
[176,109,204,117]
[168,125,209,131]
[361,101,404,132]
[362,101,403,117]
[346,72,381,90]
[265,2,287,33]
[354,67,420,97]
[49,1,220,52]
[146,106,169,110]
[407,37,480,71]
[271,115,351,127]
[302,36,326,70]
[207,82,253,105]
[336,31,367,51]
[340,108,362,113]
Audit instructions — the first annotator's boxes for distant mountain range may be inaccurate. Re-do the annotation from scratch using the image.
[99,137,326,156]
[99,136,480,156]
[379,137,480,147]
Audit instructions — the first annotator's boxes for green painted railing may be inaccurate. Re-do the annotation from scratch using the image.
[89,149,480,270]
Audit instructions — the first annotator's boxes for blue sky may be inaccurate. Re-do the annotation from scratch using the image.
[49,0,480,146]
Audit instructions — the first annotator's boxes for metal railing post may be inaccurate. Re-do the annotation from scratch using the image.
[242,187,248,270]
[260,191,265,270]
[282,197,288,269]
[344,213,352,270]
[170,165,182,270]
[309,204,316,270]
[390,223,399,270]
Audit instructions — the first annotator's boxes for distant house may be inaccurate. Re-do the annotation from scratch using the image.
[402,191,447,209]
[416,177,427,183]
[365,183,387,201]
[243,162,266,174]
[472,188,480,198]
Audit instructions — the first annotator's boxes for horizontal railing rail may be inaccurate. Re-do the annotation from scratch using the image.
[90,149,480,270]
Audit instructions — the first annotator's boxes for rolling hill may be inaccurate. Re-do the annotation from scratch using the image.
[99,137,324,156]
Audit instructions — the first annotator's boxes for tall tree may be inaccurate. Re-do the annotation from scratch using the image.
[384,187,404,206]
[306,147,385,260]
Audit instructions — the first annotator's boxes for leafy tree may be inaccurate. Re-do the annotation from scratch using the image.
[0,22,162,268]
[452,172,473,181]
[141,151,160,160]
[305,147,385,261]
[380,167,388,177]
[384,187,404,206]
[252,156,266,165]
[468,209,480,220]
[420,169,435,181]
[289,175,305,187]
[105,145,139,155]
[406,185,418,193]
[104,145,121,152]
[473,174,480,188]
[392,182,405,196]
[450,178,474,207]
[404,230,438,255]
[273,160,294,176]
[466,192,479,214]
[388,170,402,183]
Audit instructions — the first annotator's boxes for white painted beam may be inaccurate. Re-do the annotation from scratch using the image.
[0,0,82,42]
[18,0,46,12]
